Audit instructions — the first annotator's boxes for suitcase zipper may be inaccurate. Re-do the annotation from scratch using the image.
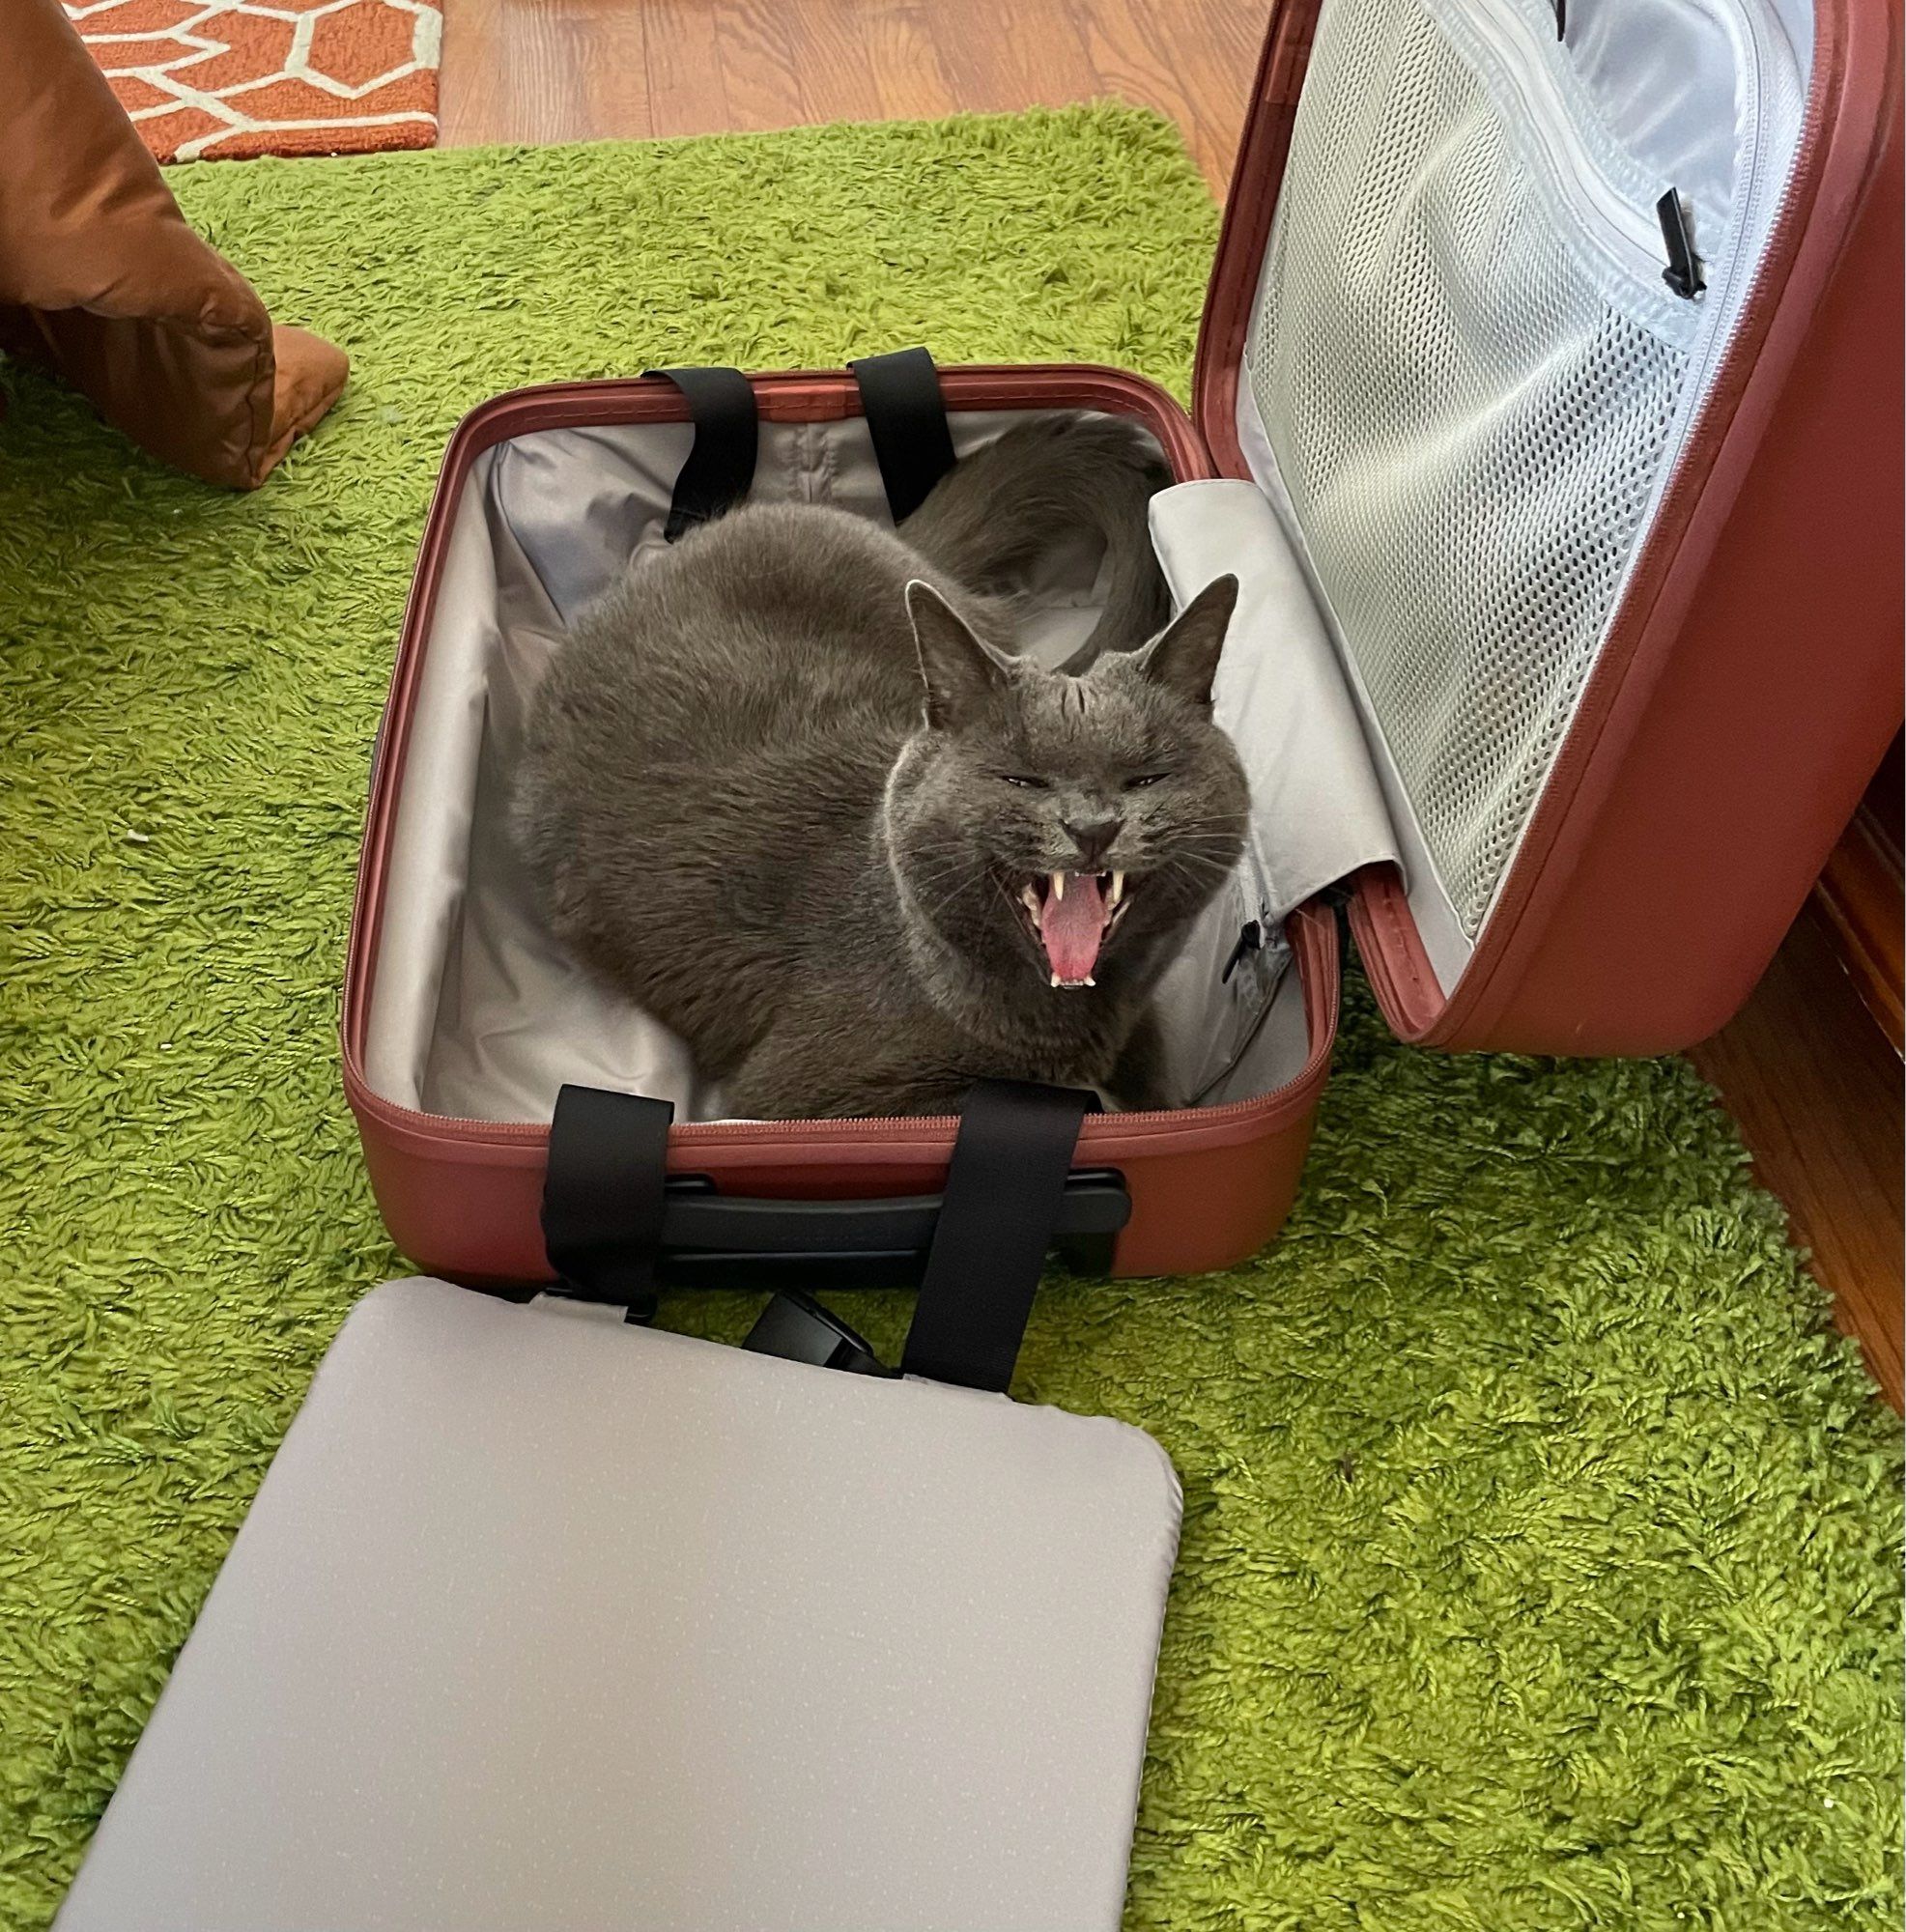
[1657,188,1707,298]
[1458,0,1679,291]
[356,1087,1204,1140]
[356,1089,931,1139]
[1460,0,1794,319]
[1454,0,1796,463]
[1672,0,1789,407]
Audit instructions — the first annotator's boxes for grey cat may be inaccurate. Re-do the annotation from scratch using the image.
[513,413,1248,1120]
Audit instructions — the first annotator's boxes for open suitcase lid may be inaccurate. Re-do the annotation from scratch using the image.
[1185,0,1901,1055]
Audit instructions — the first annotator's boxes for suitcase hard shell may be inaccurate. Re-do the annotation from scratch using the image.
[343,0,1901,1288]
[1202,0,1902,1055]
[345,368,1345,1285]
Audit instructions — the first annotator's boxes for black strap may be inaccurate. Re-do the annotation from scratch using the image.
[899,1080,1091,1393]
[541,1077,1090,1378]
[848,347,956,525]
[542,1084,674,1321]
[643,366,759,541]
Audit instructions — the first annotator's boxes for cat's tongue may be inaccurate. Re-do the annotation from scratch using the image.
[1038,872,1109,987]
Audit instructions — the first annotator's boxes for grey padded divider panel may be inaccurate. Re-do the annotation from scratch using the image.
[56,1280,1182,1932]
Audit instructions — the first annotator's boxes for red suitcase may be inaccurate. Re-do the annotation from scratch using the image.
[342,0,1901,1288]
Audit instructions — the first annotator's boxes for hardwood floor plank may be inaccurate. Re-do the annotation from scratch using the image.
[441,0,1268,187]
[776,0,892,128]
[575,2,657,143]
[707,0,812,134]
[1817,807,1905,1053]
[928,0,1100,121]
[858,0,963,126]
[1067,0,1269,188]
[1691,902,1904,1407]
[438,0,528,147]
[441,0,653,148]
[640,0,729,140]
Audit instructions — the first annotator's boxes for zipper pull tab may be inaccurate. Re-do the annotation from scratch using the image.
[1221,920,1263,984]
[1657,188,1706,298]
[1551,0,1565,40]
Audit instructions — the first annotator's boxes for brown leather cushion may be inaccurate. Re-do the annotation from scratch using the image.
[0,0,347,489]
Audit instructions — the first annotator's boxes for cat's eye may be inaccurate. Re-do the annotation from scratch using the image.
[999,774,1051,790]
[1124,772,1171,790]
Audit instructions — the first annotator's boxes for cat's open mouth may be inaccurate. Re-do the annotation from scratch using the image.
[1014,871,1131,988]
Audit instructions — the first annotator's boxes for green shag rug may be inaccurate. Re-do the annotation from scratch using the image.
[0,105,1899,1932]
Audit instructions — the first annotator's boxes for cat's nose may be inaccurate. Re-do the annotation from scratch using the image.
[1063,816,1124,867]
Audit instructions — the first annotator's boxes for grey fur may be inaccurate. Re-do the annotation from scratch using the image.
[901,412,1171,665]
[513,414,1248,1120]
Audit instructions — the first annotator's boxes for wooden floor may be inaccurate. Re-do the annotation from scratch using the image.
[440,0,1904,1405]
[1691,905,1902,1405]
[441,0,1274,190]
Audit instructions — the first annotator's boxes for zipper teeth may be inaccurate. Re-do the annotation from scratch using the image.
[1678,0,1770,405]
[359,1094,1207,1140]
[1619,0,1786,518]
[359,1090,928,1137]
[1459,0,1665,280]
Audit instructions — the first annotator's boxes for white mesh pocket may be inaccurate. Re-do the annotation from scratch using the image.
[1247,0,1697,936]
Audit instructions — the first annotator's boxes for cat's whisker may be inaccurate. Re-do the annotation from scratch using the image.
[912,865,999,924]
[904,860,986,890]
[899,855,992,893]
[914,885,991,925]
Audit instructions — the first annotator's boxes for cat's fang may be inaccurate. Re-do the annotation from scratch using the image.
[1050,871,1066,901]
[1108,871,1125,906]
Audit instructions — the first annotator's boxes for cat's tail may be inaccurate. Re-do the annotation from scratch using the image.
[898,413,1172,666]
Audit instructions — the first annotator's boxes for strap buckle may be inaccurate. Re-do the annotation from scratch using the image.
[744,1292,896,1378]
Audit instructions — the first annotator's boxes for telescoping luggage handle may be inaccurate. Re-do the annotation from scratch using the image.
[647,349,956,537]
[542,1080,1120,1391]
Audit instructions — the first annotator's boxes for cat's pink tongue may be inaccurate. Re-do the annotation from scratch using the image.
[1038,873,1109,986]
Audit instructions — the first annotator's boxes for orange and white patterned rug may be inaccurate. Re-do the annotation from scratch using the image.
[66,0,441,162]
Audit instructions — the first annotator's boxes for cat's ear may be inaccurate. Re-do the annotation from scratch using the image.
[906,580,1009,728]
[1137,574,1237,710]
